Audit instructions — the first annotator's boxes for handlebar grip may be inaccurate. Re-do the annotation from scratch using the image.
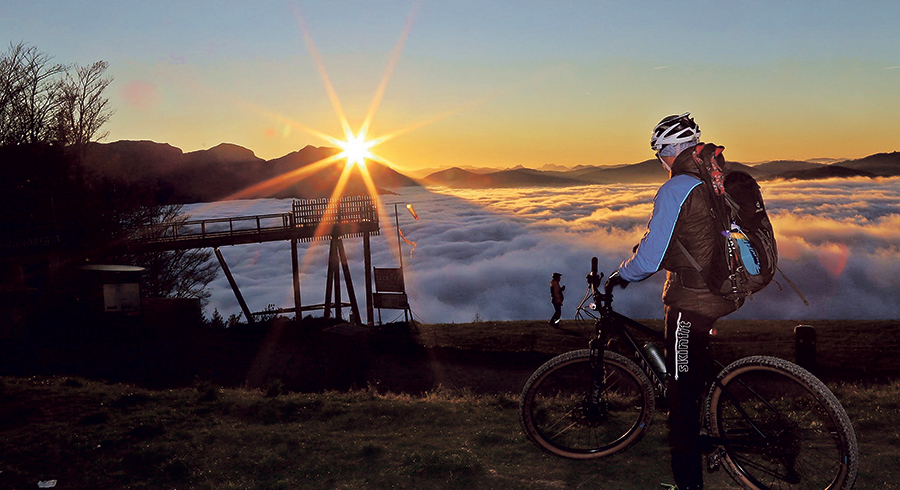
[591,257,598,276]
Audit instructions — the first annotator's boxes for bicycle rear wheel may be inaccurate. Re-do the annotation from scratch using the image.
[519,349,655,459]
[705,356,858,490]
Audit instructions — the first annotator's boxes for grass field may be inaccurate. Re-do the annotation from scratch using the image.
[1,318,899,489]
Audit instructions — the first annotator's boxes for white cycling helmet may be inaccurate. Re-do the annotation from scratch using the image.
[650,112,700,151]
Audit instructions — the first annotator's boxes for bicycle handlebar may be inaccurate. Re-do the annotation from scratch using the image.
[587,257,603,289]
[586,256,615,306]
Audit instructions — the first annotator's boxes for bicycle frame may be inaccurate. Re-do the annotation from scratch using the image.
[577,262,821,456]
[578,259,668,407]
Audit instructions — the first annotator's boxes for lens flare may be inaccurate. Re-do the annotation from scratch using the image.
[337,130,375,169]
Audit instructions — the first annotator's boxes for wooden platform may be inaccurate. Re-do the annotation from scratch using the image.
[122,196,382,325]
[124,196,379,254]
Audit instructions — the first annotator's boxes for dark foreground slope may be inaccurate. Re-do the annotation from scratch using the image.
[3,315,897,394]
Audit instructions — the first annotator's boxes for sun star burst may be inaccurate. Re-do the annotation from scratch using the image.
[337,130,376,169]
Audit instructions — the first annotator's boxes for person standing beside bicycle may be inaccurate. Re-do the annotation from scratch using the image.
[604,113,743,490]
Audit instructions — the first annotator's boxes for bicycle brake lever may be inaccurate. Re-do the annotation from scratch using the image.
[585,271,603,290]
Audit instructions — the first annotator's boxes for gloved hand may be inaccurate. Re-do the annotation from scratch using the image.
[604,270,629,290]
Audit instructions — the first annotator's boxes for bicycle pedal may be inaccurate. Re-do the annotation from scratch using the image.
[706,449,723,473]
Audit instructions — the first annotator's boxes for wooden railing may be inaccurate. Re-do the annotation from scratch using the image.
[129,195,380,249]
[136,213,295,244]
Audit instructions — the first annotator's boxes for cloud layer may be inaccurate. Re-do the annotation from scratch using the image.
[186,177,900,323]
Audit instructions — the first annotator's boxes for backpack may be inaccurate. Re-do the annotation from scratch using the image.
[675,144,778,302]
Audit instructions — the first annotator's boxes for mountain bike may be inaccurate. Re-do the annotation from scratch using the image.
[519,257,858,490]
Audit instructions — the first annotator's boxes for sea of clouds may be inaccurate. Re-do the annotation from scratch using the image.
[184,176,900,324]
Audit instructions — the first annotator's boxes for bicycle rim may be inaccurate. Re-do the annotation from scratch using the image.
[706,356,858,490]
[520,349,654,459]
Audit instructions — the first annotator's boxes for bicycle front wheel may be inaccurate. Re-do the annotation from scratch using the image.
[705,356,858,490]
[519,349,655,459]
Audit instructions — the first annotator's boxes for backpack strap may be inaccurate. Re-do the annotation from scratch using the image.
[692,143,727,197]
[776,266,811,306]
[692,143,733,229]
[675,239,704,272]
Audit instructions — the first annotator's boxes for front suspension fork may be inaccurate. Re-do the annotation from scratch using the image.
[587,319,610,416]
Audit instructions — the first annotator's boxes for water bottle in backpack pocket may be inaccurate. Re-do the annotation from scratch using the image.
[727,223,760,276]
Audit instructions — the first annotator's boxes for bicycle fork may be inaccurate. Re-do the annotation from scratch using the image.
[586,322,609,419]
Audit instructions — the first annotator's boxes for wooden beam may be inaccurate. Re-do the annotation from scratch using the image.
[290,238,301,320]
[337,238,361,325]
[363,232,373,326]
[214,247,254,325]
[324,239,335,319]
[332,237,342,320]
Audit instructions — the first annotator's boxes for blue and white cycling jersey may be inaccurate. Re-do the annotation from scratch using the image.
[618,174,702,283]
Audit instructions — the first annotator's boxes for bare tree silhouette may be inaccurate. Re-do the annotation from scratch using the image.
[0,41,67,145]
[55,60,114,148]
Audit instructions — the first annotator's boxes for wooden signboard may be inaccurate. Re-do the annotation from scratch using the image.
[372,292,409,310]
[374,267,405,293]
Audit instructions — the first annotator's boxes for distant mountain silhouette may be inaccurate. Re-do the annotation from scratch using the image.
[421,167,493,187]
[746,152,899,180]
[420,166,585,188]
[746,160,826,176]
[761,165,878,181]
[833,151,900,175]
[80,141,899,199]
[420,151,899,188]
[81,141,419,204]
[185,142,263,164]
[407,164,527,179]
[563,159,668,184]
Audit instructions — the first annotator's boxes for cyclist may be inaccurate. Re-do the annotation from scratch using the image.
[604,113,743,490]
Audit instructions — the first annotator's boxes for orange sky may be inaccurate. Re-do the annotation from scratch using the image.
[4,1,899,171]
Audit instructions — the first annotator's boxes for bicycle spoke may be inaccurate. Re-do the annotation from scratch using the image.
[541,407,579,439]
[708,357,857,490]
[521,350,654,459]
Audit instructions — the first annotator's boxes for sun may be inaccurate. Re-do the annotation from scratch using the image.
[337,129,375,169]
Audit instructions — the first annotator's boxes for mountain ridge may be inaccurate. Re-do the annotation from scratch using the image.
[81,140,900,197]
[81,140,419,204]
[422,151,900,188]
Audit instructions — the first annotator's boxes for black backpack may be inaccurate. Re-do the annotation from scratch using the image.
[675,144,779,302]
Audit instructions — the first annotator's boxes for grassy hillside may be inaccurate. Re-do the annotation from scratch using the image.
[1,318,898,488]
[1,374,897,489]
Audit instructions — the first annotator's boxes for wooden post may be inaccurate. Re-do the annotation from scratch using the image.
[333,237,342,320]
[324,239,335,319]
[291,237,301,320]
[394,204,403,269]
[214,247,254,325]
[337,239,361,324]
[364,232,373,326]
[795,325,817,371]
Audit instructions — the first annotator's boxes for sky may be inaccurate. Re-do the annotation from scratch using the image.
[184,177,900,323]
[3,1,899,171]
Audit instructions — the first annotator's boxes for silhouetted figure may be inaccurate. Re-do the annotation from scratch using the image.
[549,272,565,325]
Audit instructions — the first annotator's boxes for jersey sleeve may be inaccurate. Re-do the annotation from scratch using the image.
[618,175,702,282]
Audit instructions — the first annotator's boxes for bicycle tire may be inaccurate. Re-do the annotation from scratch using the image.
[705,356,858,490]
[520,349,655,459]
